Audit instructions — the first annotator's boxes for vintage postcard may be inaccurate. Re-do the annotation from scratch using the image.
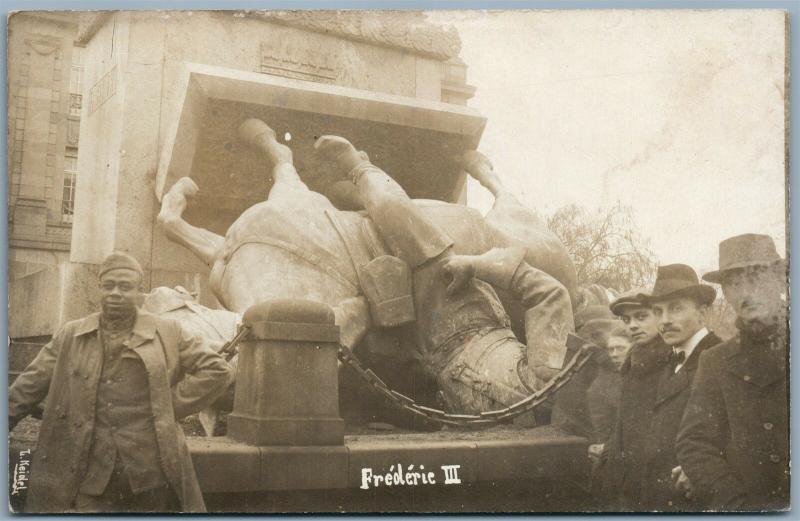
[7,9,789,513]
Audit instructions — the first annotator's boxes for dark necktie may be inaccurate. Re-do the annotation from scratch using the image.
[670,349,686,370]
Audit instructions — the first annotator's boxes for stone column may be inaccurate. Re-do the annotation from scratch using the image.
[228,299,345,446]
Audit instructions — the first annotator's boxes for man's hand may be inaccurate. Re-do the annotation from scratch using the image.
[588,443,605,463]
[672,465,694,500]
[442,256,476,296]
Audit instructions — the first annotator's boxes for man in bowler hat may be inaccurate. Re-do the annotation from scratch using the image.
[9,252,234,513]
[677,234,788,510]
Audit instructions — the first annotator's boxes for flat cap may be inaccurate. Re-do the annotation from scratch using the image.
[609,287,650,316]
[99,251,144,279]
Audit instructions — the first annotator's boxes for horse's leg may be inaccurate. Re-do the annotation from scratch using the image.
[459,150,579,307]
[238,119,333,208]
[157,177,225,268]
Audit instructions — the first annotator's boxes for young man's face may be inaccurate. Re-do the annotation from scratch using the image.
[651,297,707,346]
[619,305,660,346]
[99,268,142,319]
[721,265,786,328]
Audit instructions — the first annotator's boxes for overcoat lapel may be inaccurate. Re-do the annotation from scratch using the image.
[654,332,719,407]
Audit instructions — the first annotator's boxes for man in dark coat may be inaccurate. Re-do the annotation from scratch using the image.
[677,234,788,511]
[601,287,671,509]
[603,266,721,511]
[9,252,234,513]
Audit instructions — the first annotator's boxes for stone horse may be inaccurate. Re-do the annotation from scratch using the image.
[157,118,579,429]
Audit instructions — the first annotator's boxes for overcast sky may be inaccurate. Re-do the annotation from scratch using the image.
[429,9,787,275]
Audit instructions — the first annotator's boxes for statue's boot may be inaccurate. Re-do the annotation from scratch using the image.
[314,134,453,268]
[313,135,371,183]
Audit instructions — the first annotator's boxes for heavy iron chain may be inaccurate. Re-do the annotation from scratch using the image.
[338,340,597,427]
[221,324,596,427]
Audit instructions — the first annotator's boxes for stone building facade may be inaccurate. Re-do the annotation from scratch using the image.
[8,12,82,281]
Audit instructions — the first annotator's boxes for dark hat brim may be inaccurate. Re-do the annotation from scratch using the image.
[645,284,716,306]
[702,258,786,284]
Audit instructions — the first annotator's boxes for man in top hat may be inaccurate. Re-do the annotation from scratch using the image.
[601,287,673,510]
[9,252,234,513]
[677,234,788,511]
[617,265,721,510]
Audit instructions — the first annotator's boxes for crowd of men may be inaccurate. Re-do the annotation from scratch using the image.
[564,233,788,511]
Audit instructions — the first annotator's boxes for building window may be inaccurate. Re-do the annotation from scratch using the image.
[62,153,77,223]
[69,46,84,117]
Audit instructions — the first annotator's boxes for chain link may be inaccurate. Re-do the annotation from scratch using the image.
[218,323,596,428]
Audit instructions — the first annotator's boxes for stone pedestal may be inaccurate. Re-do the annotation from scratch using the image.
[228,299,344,446]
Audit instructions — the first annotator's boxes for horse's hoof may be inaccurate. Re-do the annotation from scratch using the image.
[238,118,276,147]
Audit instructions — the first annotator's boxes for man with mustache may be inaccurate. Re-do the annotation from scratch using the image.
[603,266,720,510]
[601,287,672,509]
[9,252,233,512]
[677,234,788,511]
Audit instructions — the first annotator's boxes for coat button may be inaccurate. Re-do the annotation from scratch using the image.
[764,422,775,431]
[770,454,781,463]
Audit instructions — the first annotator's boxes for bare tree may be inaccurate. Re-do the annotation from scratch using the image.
[547,202,657,292]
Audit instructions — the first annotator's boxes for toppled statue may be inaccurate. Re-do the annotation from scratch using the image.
[158,118,580,416]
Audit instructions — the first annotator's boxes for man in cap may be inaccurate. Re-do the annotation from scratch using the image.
[9,252,234,513]
[677,234,788,510]
[601,288,673,509]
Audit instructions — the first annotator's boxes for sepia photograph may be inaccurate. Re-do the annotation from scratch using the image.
[6,7,790,513]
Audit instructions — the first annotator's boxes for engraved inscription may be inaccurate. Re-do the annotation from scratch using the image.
[259,43,337,84]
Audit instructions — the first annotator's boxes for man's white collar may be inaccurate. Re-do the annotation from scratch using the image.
[673,327,709,371]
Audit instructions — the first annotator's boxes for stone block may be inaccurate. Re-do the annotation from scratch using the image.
[414,57,442,102]
[228,300,344,446]
[475,427,589,481]
[259,446,348,491]
[8,264,65,337]
[187,437,261,493]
